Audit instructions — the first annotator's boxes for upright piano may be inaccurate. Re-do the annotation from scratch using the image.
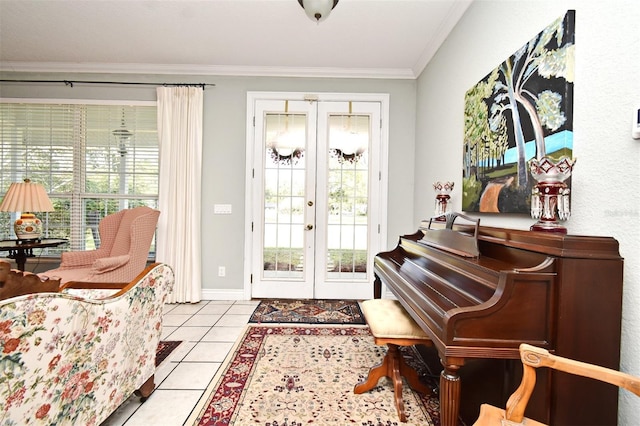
[374,218,623,425]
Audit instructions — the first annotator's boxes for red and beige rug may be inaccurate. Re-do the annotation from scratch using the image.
[248,299,366,324]
[186,324,438,425]
[156,340,182,367]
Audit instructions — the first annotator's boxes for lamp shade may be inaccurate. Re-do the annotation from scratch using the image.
[298,0,339,22]
[0,179,54,240]
[0,179,54,212]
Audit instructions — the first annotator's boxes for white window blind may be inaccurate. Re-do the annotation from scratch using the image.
[0,102,159,254]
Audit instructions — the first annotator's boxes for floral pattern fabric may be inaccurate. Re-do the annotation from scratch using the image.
[0,263,174,426]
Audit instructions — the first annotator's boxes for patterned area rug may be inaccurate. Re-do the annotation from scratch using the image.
[186,325,439,425]
[156,340,182,367]
[249,299,366,324]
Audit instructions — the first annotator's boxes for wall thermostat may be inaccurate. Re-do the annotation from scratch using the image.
[633,104,640,139]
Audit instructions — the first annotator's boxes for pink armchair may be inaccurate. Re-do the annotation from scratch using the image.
[42,206,160,283]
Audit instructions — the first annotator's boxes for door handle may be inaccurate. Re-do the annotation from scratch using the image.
[306,224,314,230]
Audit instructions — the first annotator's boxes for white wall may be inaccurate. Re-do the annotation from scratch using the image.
[199,77,418,299]
[2,1,639,418]
[415,0,640,423]
[0,73,418,298]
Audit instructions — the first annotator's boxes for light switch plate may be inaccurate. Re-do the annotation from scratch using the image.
[633,104,640,139]
[214,204,232,214]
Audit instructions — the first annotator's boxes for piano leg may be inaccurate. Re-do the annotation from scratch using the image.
[439,363,462,426]
[373,274,382,299]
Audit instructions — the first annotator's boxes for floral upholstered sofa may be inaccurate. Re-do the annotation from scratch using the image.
[0,262,174,426]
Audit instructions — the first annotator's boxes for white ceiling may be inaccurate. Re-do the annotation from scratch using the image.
[0,0,472,79]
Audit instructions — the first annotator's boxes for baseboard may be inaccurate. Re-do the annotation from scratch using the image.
[201,288,392,301]
[201,288,248,301]
[383,288,397,300]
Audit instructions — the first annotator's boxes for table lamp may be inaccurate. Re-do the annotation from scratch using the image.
[0,179,54,241]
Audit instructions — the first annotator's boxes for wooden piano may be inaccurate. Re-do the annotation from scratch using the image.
[374,215,623,425]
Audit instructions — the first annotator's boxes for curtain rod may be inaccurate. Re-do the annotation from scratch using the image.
[0,79,214,89]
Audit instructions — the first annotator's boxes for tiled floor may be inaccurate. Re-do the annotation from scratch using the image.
[101,300,261,426]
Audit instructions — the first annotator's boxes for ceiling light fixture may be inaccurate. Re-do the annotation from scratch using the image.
[112,108,132,156]
[298,0,339,23]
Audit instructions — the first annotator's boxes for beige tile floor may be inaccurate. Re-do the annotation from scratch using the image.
[101,300,261,426]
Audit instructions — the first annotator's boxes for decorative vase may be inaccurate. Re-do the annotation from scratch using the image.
[433,181,454,219]
[529,156,576,234]
[14,213,43,240]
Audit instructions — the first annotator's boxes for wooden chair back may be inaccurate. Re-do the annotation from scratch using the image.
[474,343,640,425]
[0,259,61,300]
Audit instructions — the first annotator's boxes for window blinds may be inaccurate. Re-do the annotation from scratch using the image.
[0,102,158,251]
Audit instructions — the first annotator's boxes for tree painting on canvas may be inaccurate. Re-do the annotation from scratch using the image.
[463,10,575,213]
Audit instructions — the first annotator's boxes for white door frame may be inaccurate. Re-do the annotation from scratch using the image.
[243,91,389,300]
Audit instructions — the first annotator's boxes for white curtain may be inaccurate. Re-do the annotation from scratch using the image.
[156,87,203,303]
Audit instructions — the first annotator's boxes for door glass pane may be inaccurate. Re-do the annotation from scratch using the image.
[326,113,370,280]
[263,113,306,279]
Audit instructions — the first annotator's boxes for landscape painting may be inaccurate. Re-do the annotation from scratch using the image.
[462,10,575,213]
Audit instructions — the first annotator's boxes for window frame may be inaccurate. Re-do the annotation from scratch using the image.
[0,98,159,256]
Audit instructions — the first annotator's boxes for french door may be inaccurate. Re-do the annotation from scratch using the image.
[246,93,387,300]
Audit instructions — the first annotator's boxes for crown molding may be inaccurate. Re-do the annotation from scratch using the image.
[412,0,473,77]
[0,62,417,80]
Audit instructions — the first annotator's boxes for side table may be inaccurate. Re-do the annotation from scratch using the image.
[0,238,68,271]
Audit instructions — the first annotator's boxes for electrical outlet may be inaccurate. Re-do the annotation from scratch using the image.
[218,266,226,277]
